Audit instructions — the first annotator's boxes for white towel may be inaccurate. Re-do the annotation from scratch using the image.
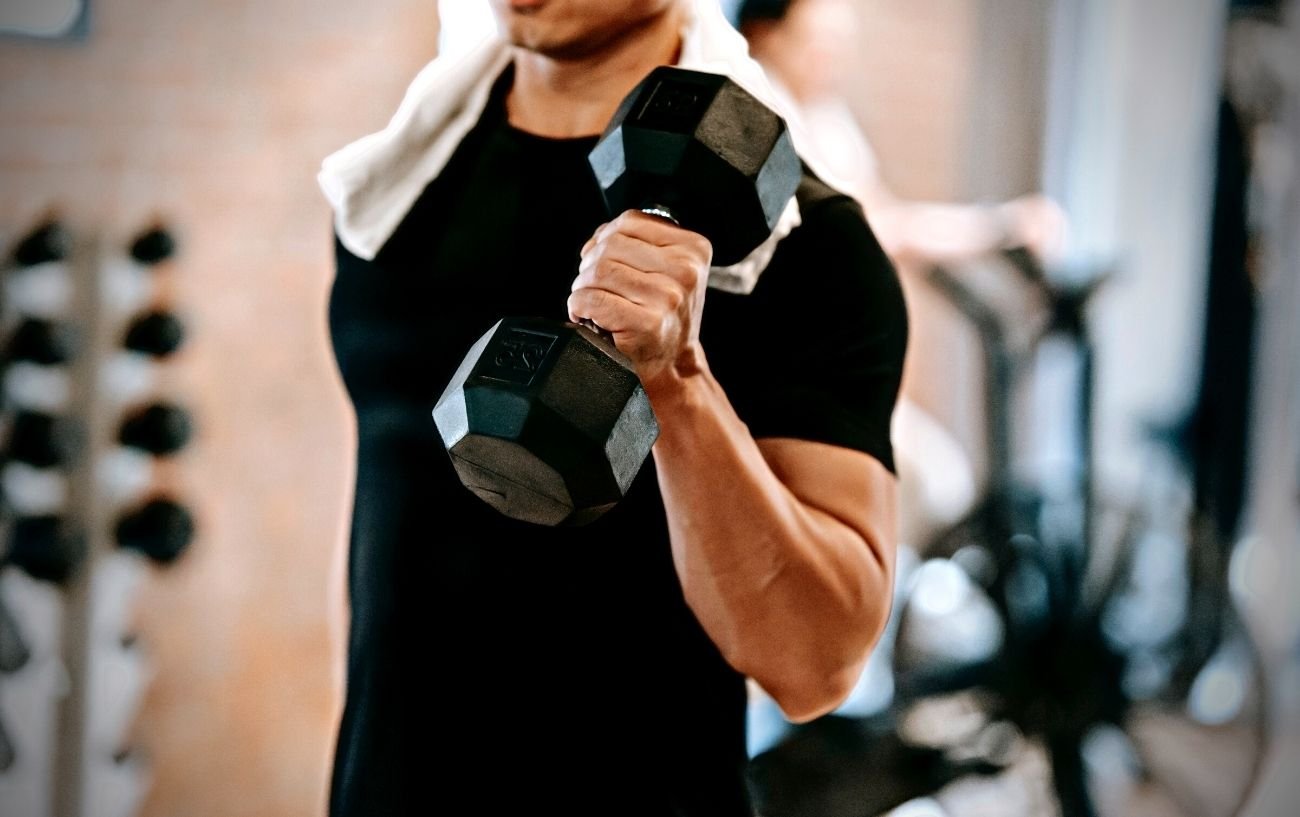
[317,0,834,294]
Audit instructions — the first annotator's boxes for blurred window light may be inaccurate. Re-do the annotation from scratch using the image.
[0,0,86,39]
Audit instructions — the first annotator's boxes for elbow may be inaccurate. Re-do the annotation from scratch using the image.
[767,662,863,724]
[752,606,893,724]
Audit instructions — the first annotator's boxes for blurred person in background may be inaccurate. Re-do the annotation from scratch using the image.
[317,1,906,814]
[734,0,1070,578]
[734,0,1066,266]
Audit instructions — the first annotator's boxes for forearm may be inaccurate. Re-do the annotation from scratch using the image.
[646,362,894,721]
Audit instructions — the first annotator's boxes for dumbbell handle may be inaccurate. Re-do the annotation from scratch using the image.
[638,205,678,224]
[578,204,680,339]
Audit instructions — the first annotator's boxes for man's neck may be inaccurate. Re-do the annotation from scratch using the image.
[506,9,684,139]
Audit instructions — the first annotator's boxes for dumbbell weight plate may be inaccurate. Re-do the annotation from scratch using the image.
[435,318,657,527]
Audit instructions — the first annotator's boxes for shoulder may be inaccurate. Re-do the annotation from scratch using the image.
[701,176,907,472]
[786,174,889,283]
[751,173,907,337]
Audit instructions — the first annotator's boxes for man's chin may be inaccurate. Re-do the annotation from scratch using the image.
[505,28,599,60]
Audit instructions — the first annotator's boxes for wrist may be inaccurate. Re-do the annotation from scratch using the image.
[642,343,713,413]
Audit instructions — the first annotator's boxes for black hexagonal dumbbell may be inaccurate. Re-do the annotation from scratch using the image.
[4,515,87,584]
[128,226,176,266]
[4,410,82,468]
[123,310,185,358]
[435,67,800,526]
[435,317,660,526]
[116,497,194,565]
[3,319,77,365]
[118,402,193,456]
[12,220,70,267]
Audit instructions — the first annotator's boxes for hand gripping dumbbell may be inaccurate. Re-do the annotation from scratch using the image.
[434,67,800,526]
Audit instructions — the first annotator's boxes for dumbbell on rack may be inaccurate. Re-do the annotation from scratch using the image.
[0,217,197,817]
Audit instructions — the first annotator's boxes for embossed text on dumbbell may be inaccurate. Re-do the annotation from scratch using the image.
[484,328,558,386]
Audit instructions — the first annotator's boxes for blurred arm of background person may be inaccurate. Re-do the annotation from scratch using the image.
[735,0,1068,267]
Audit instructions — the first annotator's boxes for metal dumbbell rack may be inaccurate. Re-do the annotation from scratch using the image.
[0,220,192,817]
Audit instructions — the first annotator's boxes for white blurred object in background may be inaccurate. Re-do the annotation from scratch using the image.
[437,0,498,57]
[893,399,978,547]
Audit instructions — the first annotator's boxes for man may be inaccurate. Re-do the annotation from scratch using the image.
[318,1,906,813]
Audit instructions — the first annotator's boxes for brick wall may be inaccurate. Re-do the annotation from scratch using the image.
[849,0,978,200]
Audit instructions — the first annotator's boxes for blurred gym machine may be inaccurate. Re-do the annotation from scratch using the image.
[749,242,1270,817]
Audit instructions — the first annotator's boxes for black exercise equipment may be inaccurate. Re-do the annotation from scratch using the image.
[4,515,87,584]
[128,226,176,266]
[115,498,194,564]
[117,403,193,456]
[123,310,185,358]
[12,221,69,267]
[4,411,82,468]
[748,715,1004,817]
[751,248,1270,817]
[4,319,76,365]
[435,67,800,526]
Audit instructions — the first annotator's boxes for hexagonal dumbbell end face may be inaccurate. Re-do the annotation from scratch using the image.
[123,310,185,357]
[5,411,83,468]
[12,220,70,267]
[118,402,193,456]
[588,66,802,266]
[5,515,87,584]
[433,318,659,527]
[116,498,195,565]
[4,319,77,365]
[128,226,176,266]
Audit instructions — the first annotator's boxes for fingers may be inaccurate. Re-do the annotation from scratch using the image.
[585,211,712,264]
[571,259,674,308]
[580,224,607,257]
[575,231,692,317]
[581,237,708,300]
[571,210,710,371]
[579,231,663,275]
[567,287,661,338]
